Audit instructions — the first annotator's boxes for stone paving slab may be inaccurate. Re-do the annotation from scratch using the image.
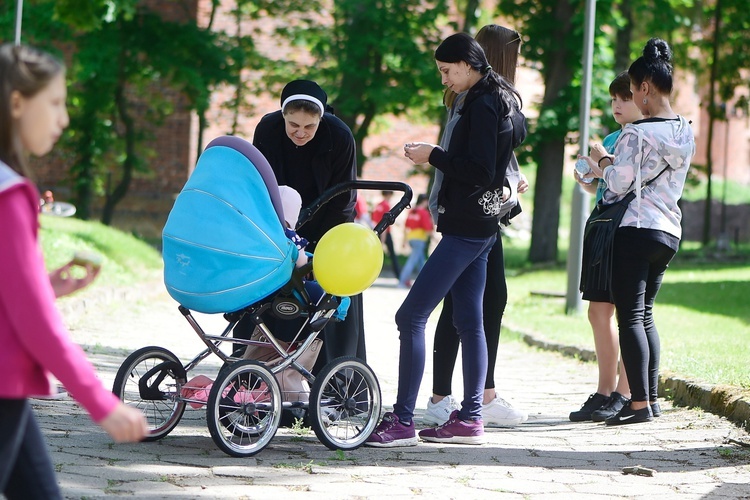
[23,278,750,499]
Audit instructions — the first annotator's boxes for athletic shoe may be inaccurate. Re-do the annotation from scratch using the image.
[419,410,484,445]
[482,394,528,427]
[604,401,653,426]
[365,412,418,448]
[422,395,459,426]
[569,392,610,422]
[651,402,662,417]
[591,392,630,422]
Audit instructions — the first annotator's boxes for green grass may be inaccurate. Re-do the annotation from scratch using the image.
[502,163,750,390]
[501,235,750,390]
[39,215,162,288]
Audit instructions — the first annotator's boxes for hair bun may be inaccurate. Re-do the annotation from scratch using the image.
[644,38,672,64]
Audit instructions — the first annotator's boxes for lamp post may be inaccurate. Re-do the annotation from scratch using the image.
[14,0,23,45]
[565,0,596,315]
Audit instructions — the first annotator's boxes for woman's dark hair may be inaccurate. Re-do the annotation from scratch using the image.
[628,38,673,95]
[444,25,522,110]
[0,44,65,178]
[609,71,632,99]
[435,32,521,117]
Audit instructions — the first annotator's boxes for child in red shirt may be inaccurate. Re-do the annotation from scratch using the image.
[398,194,433,288]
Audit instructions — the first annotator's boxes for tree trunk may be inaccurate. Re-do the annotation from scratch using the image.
[614,0,633,72]
[101,79,135,226]
[703,0,723,246]
[529,137,565,262]
[461,0,481,32]
[527,0,575,263]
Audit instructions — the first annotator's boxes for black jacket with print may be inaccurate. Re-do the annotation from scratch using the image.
[429,92,527,238]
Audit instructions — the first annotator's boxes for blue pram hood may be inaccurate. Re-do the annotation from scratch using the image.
[162,136,297,314]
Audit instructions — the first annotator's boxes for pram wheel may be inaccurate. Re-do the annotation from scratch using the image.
[112,346,187,441]
[309,356,381,451]
[206,360,282,457]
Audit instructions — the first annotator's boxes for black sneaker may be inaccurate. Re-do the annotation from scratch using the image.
[591,392,630,422]
[651,402,662,417]
[604,401,653,426]
[569,393,610,422]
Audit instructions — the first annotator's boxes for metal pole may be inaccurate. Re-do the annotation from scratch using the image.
[565,0,596,315]
[14,0,23,45]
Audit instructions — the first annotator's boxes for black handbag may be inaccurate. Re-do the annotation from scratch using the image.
[579,191,636,298]
[579,161,670,300]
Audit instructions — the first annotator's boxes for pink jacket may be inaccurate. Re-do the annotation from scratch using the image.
[0,164,118,422]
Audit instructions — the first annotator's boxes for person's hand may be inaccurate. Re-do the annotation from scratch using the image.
[404,142,434,164]
[573,169,598,194]
[517,173,529,195]
[99,402,148,443]
[49,258,101,298]
[588,143,608,164]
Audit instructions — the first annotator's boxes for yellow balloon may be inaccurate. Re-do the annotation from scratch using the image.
[313,222,384,296]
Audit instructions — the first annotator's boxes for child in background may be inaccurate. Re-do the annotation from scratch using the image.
[398,194,433,288]
[0,43,147,499]
[570,71,643,422]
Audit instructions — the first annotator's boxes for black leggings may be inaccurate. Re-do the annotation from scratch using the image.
[611,230,675,402]
[432,234,506,396]
[0,399,62,500]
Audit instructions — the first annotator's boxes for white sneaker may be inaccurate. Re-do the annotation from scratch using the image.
[422,395,459,426]
[482,394,528,427]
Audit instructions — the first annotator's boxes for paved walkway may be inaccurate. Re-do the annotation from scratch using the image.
[34,278,750,499]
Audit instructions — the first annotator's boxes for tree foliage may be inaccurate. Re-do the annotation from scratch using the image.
[688,0,750,244]
[495,0,718,262]
[2,0,239,222]
[257,0,450,175]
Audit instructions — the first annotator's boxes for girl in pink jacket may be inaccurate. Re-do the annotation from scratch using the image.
[0,43,146,499]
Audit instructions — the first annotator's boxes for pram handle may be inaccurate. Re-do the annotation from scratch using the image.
[297,180,413,237]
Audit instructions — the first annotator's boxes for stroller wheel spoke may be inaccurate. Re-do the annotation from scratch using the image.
[112,347,187,442]
[309,357,381,451]
[206,360,281,457]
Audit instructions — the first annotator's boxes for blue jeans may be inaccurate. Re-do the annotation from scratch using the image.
[398,239,428,286]
[0,399,62,500]
[393,234,496,423]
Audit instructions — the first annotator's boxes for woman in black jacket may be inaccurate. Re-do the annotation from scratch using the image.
[233,80,364,380]
[366,33,526,447]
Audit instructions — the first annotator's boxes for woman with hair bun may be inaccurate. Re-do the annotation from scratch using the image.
[586,38,695,426]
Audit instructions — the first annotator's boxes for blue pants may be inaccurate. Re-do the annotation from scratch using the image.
[393,234,495,423]
[0,399,62,500]
[398,239,428,286]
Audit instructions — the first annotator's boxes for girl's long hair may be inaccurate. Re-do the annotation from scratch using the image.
[0,44,65,178]
[436,32,521,117]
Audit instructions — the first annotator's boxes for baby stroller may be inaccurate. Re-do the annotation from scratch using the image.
[112,135,411,457]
